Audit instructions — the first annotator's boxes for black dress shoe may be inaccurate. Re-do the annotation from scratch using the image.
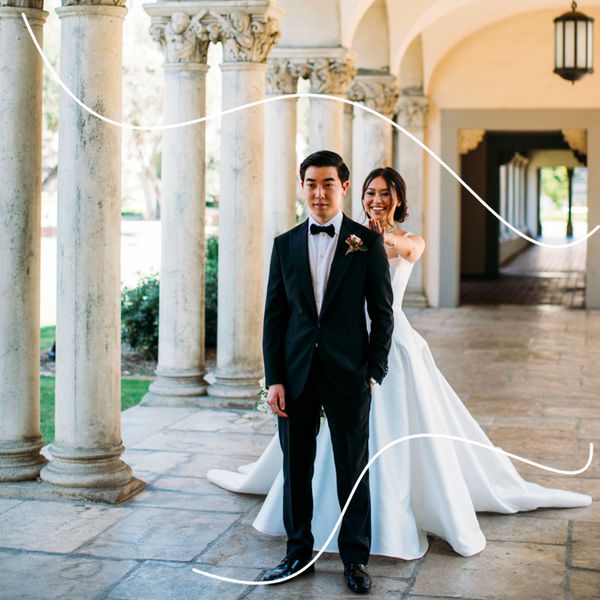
[344,563,372,594]
[261,556,315,583]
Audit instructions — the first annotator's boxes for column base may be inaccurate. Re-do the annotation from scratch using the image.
[403,288,429,309]
[39,442,136,491]
[0,438,48,482]
[140,370,208,407]
[0,476,146,505]
[207,373,262,408]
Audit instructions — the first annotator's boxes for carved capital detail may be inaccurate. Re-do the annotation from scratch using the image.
[562,128,587,154]
[149,8,280,66]
[348,75,399,118]
[61,0,126,6]
[266,58,298,95]
[511,152,529,166]
[395,94,429,129]
[302,57,356,95]
[206,11,280,64]
[0,0,44,8]
[149,12,209,65]
[458,129,486,155]
[266,52,356,95]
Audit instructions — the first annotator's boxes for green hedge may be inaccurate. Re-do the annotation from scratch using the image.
[205,236,218,348]
[121,236,218,359]
[121,273,160,359]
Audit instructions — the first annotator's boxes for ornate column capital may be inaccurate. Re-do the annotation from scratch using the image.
[61,0,127,6]
[0,0,44,8]
[266,58,298,95]
[145,4,283,65]
[348,72,399,119]
[395,94,429,129]
[458,129,486,155]
[270,48,356,95]
[149,12,210,65]
[303,56,356,95]
[204,10,280,64]
[512,152,529,167]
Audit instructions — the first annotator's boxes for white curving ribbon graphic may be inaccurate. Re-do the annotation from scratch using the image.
[22,12,599,250]
[190,434,594,586]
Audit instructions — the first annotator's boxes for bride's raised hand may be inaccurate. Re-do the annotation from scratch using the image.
[368,218,384,235]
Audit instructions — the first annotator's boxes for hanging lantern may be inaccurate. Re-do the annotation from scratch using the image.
[554,1,594,82]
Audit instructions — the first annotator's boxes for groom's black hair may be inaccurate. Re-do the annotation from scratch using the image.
[299,150,350,184]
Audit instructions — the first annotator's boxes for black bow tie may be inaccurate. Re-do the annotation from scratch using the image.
[310,223,335,238]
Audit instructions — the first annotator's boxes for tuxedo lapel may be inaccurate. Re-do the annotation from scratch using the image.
[319,215,355,318]
[290,221,318,319]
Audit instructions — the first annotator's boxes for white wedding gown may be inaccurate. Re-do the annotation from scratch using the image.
[207,237,592,559]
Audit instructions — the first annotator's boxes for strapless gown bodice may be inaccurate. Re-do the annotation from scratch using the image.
[389,254,414,312]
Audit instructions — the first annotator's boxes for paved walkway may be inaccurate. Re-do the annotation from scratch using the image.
[460,236,587,308]
[1,306,599,599]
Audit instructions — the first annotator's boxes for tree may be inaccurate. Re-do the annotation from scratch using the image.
[123,4,164,219]
[41,2,223,221]
[540,166,568,211]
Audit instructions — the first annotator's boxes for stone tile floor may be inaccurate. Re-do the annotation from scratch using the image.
[1,305,599,599]
[460,236,587,307]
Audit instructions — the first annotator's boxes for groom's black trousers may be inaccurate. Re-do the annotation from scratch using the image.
[278,349,372,565]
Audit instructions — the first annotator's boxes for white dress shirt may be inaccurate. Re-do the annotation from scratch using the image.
[307,211,343,315]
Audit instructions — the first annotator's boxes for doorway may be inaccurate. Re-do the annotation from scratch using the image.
[459,131,587,307]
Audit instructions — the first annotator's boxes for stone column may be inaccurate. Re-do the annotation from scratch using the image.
[394,92,430,307]
[264,57,298,284]
[0,2,48,482]
[207,8,282,404]
[264,48,355,158]
[40,0,143,502]
[305,52,356,154]
[141,12,210,407]
[343,103,354,215]
[348,73,399,221]
[519,155,529,231]
[507,161,515,234]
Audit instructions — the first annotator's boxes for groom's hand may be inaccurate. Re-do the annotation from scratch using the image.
[267,384,287,418]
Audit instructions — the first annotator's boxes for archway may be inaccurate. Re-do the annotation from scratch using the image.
[459,132,588,307]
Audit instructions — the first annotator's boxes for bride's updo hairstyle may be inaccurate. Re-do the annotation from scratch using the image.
[361,167,409,223]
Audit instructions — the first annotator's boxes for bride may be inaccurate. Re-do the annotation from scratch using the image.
[208,166,591,559]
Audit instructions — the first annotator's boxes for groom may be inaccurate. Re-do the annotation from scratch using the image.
[262,150,394,594]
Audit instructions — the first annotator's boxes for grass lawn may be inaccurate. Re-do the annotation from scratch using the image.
[40,326,55,351]
[40,375,151,444]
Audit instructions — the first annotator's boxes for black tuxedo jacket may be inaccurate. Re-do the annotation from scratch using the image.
[263,214,394,399]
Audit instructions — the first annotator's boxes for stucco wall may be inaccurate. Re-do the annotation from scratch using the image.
[427,8,600,107]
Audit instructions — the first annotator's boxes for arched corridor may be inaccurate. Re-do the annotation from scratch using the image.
[459,130,589,308]
[461,239,586,307]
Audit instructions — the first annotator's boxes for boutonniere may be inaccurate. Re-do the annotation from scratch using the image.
[345,234,368,256]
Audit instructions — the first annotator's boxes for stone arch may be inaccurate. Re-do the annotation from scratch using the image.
[391,0,600,79]
[348,0,390,70]
[398,34,424,92]
[340,0,379,48]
